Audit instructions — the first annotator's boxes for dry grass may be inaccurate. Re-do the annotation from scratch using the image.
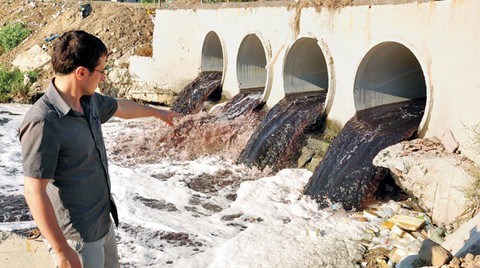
[465,125,480,217]
[134,43,153,57]
[458,123,480,223]
[290,0,353,11]
[462,165,480,224]
[288,0,353,37]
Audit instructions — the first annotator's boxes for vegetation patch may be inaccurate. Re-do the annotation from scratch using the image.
[0,67,37,103]
[464,125,480,218]
[0,22,31,52]
[465,167,480,216]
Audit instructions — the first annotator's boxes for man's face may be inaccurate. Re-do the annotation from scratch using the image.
[82,54,108,96]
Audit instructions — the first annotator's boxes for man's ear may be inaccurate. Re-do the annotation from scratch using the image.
[74,66,87,80]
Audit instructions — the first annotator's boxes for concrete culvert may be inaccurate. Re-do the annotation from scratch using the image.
[354,42,427,111]
[237,34,268,91]
[284,37,329,95]
[201,31,224,72]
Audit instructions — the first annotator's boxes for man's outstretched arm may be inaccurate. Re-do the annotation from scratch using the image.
[114,98,178,126]
[24,177,81,268]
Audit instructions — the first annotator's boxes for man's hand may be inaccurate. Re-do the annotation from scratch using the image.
[158,110,180,127]
[114,98,181,126]
[24,177,81,268]
[56,246,82,268]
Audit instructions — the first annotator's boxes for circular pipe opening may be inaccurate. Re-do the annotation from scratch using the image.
[201,31,224,72]
[284,37,329,95]
[354,42,426,111]
[237,34,267,91]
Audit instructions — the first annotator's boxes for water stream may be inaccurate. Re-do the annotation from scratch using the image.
[304,99,426,210]
[171,71,222,115]
[238,92,326,171]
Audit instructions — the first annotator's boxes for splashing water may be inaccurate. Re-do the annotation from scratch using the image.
[238,92,326,171]
[110,92,265,165]
[171,72,222,115]
[304,99,426,210]
[0,103,370,268]
[217,91,263,121]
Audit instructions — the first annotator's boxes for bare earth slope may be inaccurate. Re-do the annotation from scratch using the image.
[0,0,154,92]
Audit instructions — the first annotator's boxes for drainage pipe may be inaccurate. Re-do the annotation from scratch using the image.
[236,33,270,93]
[354,42,427,112]
[283,37,329,95]
[201,31,225,73]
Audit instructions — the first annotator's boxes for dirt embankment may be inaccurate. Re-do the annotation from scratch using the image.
[0,1,155,96]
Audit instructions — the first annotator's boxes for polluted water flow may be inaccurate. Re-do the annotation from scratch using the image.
[171,71,222,115]
[217,90,263,121]
[109,90,265,165]
[304,98,426,210]
[238,92,326,171]
[1,101,414,267]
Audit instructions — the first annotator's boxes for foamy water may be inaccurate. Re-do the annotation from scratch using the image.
[0,103,368,267]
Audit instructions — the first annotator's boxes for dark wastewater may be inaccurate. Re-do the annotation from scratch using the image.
[238,92,327,171]
[171,71,222,115]
[304,99,425,210]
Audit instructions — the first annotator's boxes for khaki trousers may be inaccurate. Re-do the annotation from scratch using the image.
[44,223,119,268]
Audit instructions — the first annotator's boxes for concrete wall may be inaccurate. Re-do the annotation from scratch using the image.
[130,0,480,163]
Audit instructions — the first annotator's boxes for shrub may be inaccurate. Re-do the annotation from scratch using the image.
[26,70,39,83]
[0,67,34,103]
[0,22,31,51]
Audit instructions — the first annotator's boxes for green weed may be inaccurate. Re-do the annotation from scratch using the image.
[0,67,37,103]
[0,22,31,52]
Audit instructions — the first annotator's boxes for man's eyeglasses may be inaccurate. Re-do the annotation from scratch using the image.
[93,66,112,76]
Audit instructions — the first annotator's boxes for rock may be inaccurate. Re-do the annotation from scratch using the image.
[464,253,475,262]
[305,156,322,172]
[429,227,447,245]
[108,67,130,84]
[127,82,175,106]
[297,146,314,168]
[299,136,330,171]
[441,130,459,153]
[12,45,51,72]
[443,213,480,257]
[475,255,480,265]
[23,74,30,86]
[418,239,453,266]
[390,215,425,231]
[373,138,478,226]
[398,254,425,268]
[449,256,461,267]
[306,137,330,154]
[389,247,407,264]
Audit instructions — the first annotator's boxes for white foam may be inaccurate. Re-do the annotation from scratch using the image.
[0,104,367,267]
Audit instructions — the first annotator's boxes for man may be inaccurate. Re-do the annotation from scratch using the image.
[19,30,177,268]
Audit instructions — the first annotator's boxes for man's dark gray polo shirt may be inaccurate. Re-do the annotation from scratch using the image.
[19,80,118,242]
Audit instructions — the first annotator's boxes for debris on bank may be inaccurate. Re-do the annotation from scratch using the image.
[343,199,480,267]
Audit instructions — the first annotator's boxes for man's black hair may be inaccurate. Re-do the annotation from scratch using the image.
[52,30,108,74]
